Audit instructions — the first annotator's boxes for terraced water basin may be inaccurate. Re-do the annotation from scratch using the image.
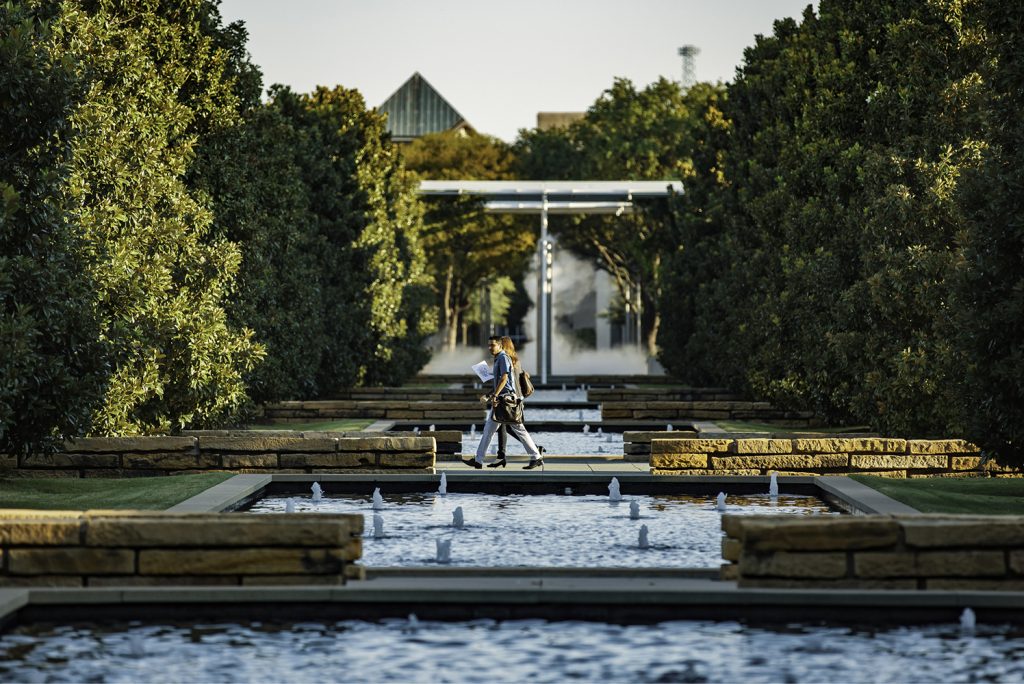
[2,617,1019,683]
[248,491,835,567]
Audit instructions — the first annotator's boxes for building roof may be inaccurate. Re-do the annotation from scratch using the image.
[378,72,473,141]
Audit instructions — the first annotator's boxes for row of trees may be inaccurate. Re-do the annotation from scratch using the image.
[1,0,431,453]
[658,0,1024,461]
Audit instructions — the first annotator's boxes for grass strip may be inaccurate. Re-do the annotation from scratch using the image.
[0,472,235,511]
[850,475,1024,514]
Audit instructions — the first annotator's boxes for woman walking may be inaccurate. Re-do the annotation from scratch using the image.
[463,335,544,470]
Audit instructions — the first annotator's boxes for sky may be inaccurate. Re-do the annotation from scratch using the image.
[217,0,817,143]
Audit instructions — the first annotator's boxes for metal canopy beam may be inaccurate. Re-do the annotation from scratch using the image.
[418,180,683,384]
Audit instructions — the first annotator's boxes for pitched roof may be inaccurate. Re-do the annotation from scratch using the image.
[378,72,473,140]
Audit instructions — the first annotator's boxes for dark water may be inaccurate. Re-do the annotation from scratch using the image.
[2,617,1020,683]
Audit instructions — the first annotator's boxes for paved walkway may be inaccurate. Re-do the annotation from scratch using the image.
[437,455,648,473]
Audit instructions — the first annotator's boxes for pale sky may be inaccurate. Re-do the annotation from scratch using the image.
[217,0,817,142]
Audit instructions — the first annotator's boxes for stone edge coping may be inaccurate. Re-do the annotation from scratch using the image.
[814,476,920,515]
[166,474,272,513]
[4,580,1024,623]
[171,473,898,515]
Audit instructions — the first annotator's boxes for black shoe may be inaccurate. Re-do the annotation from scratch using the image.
[462,458,482,469]
[538,445,547,455]
[487,458,507,468]
[523,459,544,470]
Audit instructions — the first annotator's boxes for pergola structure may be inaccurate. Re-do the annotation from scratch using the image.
[418,180,683,384]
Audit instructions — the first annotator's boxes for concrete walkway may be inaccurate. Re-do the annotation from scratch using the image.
[437,455,649,473]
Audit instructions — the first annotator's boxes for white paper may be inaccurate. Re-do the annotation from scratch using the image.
[471,360,493,383]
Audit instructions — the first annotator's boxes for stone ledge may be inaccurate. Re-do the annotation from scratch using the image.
[62,437,198,453]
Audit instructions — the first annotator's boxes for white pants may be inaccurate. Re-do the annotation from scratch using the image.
[475,410,541,462]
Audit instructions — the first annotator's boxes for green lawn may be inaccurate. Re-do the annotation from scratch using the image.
[714,420,871,434]
[249,419,374,432]
[851,475,1024,514]
[0,472,234,511]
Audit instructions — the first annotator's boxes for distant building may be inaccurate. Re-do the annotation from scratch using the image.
[536,112,585,131]
[379,72,475,142]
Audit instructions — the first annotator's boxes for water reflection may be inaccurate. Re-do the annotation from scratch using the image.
[2,619,1023,683]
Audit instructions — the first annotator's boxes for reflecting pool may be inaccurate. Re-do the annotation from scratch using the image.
[2,617,1020,683]
[249,492,834,568]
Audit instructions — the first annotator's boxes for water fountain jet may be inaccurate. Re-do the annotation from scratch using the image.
[608,477,622,502]
[436,538,452,563]
[960,608,976,636]
[285,498,296,514]
[372,487,384,510]
[629,501,640,520]
[452,506,464,529]
[438,473,448,496]
[311,482,322,504]
[373,514,384,539]
[716,492,727,512]
[638,524,650,549]
[769,472,779,498]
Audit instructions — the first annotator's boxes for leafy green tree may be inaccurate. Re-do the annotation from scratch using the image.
[49,0,264,434]
[186,13,325,403]
[515,78,722,355]
[955,0,1024,462]
[270,85,433,390]
[402,130,534,350]
[0,2,106,453]
[660,0,987,438]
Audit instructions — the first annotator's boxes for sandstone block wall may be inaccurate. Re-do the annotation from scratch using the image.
[622,431,699,462]
[261,399,486,421]
[593,390,815,425]
[649,437,1014,477]
[2,435,436,478]
[0,510,364,587]
[188,429,462,459]
[722,514,1024,590]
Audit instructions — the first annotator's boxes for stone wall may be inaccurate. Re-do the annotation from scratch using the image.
[1,435,435,478]
[261,399,485,421]
[0,510,363,587]
[622,431,698,462]
[188,429,462,460]
[650,437,1016,477]
[592,390,815,425]
[722,514,1024,590]
[589,388,742,402]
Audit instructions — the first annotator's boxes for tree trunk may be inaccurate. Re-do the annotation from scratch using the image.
[646,310,660,358]
[445,311,459,350]
[442,263,455,350]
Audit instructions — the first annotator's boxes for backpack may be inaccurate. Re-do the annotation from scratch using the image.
[518,368,535,398]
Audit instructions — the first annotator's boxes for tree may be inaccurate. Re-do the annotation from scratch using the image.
[660,0,988,439]
[49,0,264,434]
[955,0,1024,462]
[270,85,433,390]
[402,130,535,350]
[0,2,106,453]
[515,78,723,355]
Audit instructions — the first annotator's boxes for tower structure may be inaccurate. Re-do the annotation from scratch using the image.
[677,45,700,88]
